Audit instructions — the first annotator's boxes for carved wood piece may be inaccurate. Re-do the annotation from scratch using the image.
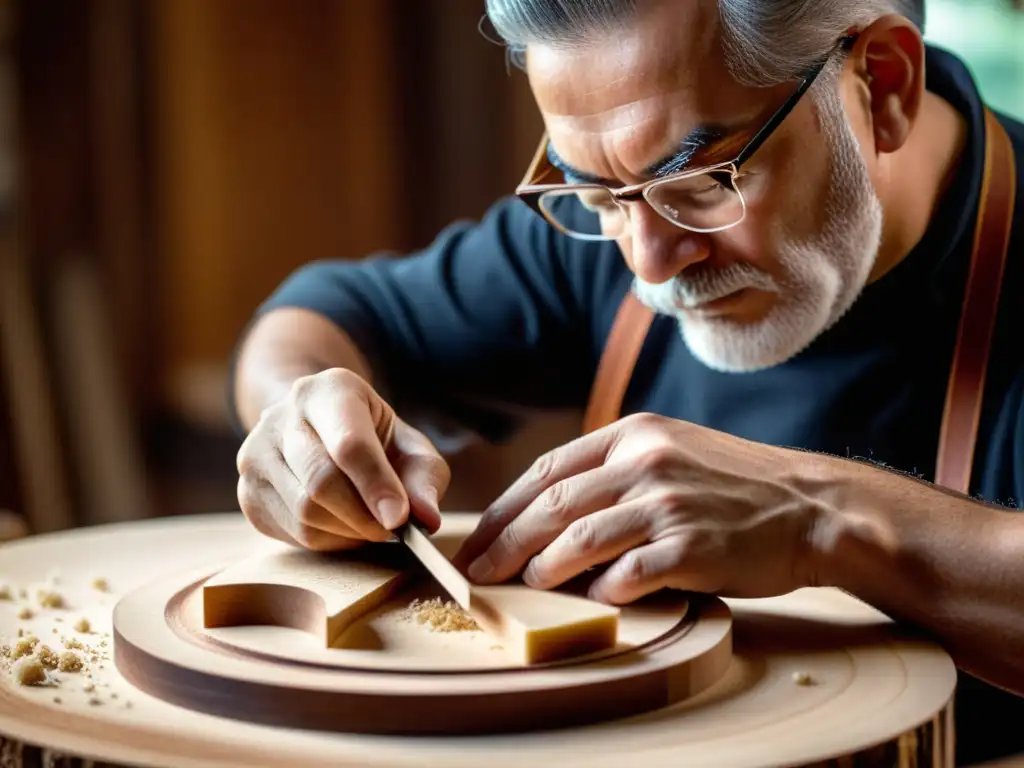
[202,542,413,648]
[399,521,621,663]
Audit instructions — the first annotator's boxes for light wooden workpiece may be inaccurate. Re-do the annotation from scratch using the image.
[399,521,620,663]
[202,541,414,648]
[0,513,958,767]
[203,518,621,665]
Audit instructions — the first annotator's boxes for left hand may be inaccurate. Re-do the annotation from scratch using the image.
[453,413,836,604]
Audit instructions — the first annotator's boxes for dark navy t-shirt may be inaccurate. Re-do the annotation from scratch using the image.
[248,45,1024,763]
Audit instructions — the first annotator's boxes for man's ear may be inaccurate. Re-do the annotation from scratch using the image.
[849,14,926,154]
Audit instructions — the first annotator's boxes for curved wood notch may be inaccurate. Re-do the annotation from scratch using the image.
[202,543,412,647]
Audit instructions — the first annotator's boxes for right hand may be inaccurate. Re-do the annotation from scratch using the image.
[236,368,450,551]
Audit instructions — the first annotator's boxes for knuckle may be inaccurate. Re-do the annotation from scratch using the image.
[236,475,261,515]
[617,550,648,583]
[566,516,599,554]
[292,491,321,526]
[538,481,571,524]
[289,373,317,400]
[530,449,559,486]
[638,444,681,478]
[331,432,374,467]
[303,464,339,506]
[625,411,664,431]
[237,420,277,475]
[651,488,687,516]
[326,367,365,390]
[495,522,525,558]
[236,446,253,476]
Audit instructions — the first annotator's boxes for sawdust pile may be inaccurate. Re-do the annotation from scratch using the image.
[403,598,479,633]
[0,573,130,708]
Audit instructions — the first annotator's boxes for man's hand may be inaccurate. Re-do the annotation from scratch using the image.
[236,368,450,551]
[454,413,833,604]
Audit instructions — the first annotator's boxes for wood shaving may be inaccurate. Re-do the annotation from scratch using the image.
[57,651,83,673]
[403,598,478,633]
[792,671,814,686]
[35,645,59,670]
[11,657,46,686]
[10,636,39,659]
[36,589,64,609]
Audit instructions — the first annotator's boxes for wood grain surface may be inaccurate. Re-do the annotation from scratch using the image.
[0,513,958,767]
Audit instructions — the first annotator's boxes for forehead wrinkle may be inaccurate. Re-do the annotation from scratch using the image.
[539,82,701,126]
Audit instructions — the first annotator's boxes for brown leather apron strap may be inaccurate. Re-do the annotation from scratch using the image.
[582,108,1017,497]
[935,108,1016,494]
[581,290,654,434]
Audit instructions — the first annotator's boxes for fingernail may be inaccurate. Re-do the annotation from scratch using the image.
[468,555,495,583]
[376,497,405,529]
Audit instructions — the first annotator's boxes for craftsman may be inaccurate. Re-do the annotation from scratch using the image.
[229,1,1024,763]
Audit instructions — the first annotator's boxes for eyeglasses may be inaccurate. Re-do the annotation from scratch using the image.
[515,35,857,241]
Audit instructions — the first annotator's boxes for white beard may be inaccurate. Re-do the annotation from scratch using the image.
[632,78,885,373]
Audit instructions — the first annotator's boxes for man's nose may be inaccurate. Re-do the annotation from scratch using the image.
[624,204,711,284]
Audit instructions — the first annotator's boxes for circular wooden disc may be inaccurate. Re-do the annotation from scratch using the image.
[114,561,732,734]
[189,513,694,674]
[187,576,692,673]
[0,514,957,768]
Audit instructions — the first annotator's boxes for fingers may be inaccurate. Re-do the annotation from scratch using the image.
[304,387,410,530]
[586,536,682,604]
[237,472,363,552]
[585,529,734,604]
[520,501,652,590]
[463,462,634,585]
[266,439,384,543]
[279,418,392,543]
[237,368,451,551]
[389,422,450,534]
[454,427,620,572]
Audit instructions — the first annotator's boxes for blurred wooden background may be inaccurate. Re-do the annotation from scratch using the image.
[0,0,562,532]
[2,0,1021,533]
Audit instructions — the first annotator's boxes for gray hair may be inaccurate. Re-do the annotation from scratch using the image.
[484,0,925,87]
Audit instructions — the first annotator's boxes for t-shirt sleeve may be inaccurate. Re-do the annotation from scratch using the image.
[245,196,629,444]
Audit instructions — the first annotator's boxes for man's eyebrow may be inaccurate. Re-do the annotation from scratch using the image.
[648,125,729,178]
[546,125,733,186]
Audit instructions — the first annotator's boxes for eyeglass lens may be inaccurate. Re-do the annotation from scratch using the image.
[538,170,747,239]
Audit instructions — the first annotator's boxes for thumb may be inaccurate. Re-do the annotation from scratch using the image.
[388,421,450,533]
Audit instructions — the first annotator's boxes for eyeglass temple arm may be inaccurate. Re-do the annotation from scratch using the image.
[733,34,858,169]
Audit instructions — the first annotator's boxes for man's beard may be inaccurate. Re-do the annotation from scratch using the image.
[632,77,885,373]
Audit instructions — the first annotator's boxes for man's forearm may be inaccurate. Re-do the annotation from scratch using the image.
[812,457,1024,694]
[233,307,374,431]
